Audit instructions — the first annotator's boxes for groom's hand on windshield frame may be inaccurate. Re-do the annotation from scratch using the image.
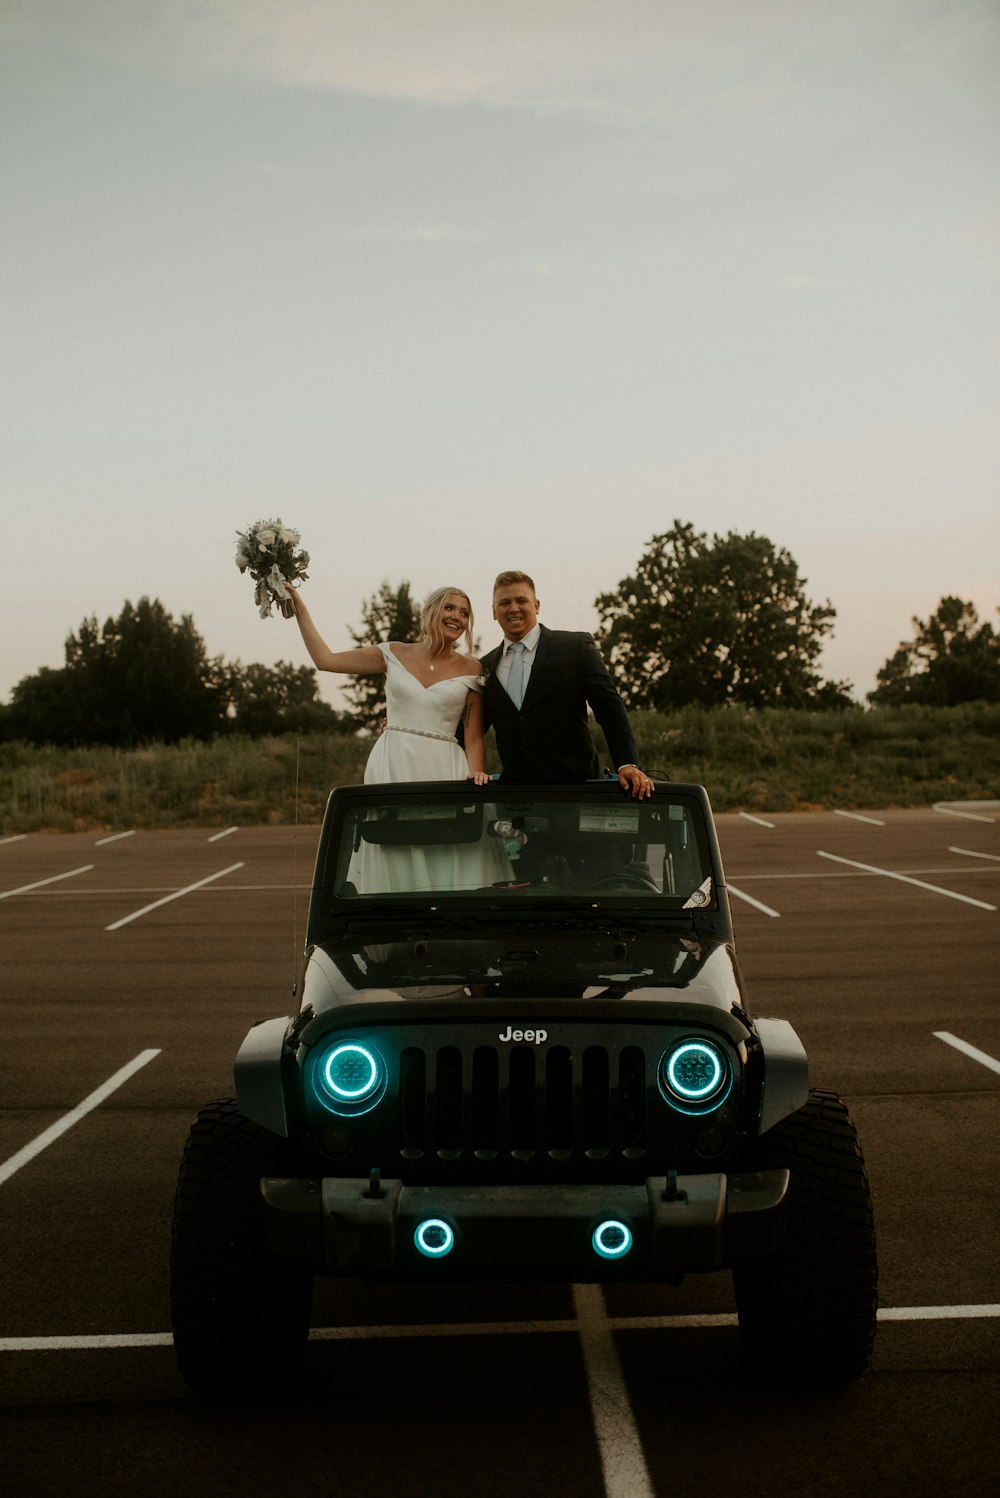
[618,765,654,799]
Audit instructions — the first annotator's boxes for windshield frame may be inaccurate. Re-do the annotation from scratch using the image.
[306,781,733,947]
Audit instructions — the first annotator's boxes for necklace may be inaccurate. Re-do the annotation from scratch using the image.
[423,634,456,673]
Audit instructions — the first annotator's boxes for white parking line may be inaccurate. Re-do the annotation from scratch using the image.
[739,813,775,828]
[728,884,781,918]
[933,1032,1000,1077]
[105,863,245,930]
[208,827,239,843]
[816,851,997,911]
[95,830,136,846]
[934,805,996,823]
[1,834,28,845]
[950,846,1000,864]
[0,865,94,902]
[3,1302,998,1353]
[573,1283,655,1498]
[733,865,999,885]
[833,810,885,826]
[0,1050,161,1187]
[1,1333,175,1350]
[876,1304,1000,1321]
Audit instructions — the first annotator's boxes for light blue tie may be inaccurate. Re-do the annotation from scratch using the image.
[506,641,526,708]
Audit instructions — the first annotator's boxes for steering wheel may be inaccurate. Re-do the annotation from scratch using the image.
[590,874,660,893]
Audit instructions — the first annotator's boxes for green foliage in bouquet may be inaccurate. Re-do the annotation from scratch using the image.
[236,519,309,618]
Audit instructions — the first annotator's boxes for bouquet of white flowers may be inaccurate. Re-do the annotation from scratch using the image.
[235,519,309,618]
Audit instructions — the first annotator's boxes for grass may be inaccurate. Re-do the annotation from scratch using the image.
[1,703,998,834]
[622,702,1000,813]
[0,735,371,834]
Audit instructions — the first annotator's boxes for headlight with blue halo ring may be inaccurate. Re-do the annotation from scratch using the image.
[314,1040,388,1116]
[657,1038,732,1113]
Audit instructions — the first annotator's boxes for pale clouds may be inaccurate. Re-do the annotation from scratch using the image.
[3,0,886,118]
[9,0,995,160]
[12,0,994,176]
[181,0,804,106]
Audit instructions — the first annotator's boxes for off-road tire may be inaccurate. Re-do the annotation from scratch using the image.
[733,1088,877,1382]
[170,1098,313,1395]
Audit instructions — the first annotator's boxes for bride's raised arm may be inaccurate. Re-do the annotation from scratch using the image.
[286,587,385,675]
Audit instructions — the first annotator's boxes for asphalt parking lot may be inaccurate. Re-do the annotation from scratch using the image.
[1,803,998,1498]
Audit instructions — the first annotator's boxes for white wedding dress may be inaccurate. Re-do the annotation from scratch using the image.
[363,644,480,783]
[352,644,511,893]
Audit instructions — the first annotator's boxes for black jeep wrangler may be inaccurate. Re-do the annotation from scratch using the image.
[171,780,877,1391]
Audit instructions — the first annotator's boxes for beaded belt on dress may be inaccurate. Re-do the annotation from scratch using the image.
[386,724,457,743]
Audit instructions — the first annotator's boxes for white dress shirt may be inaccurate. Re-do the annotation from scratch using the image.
[495,623,542,699]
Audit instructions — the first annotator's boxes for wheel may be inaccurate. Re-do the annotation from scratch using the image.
[170,1098,313,1396]
[733,1088,877,1382]
[590,874,660,892]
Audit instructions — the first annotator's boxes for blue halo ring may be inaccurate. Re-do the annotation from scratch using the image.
[666,1041,723,1100]
[592,1219,633,1260]
[414,1219,455,1258]
[315,1040,388,1116]
[658,1039,732,1113]
[323,1042,380,1100]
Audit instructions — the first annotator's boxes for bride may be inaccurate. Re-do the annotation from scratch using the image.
[287,581,512,892]
[287,583,491,785]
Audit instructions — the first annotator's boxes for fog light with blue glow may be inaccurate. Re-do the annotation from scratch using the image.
[592,1219,633,1260]
[316,1041,387,1116]
[658,1039,732,1113]
[415,1218,455,1258]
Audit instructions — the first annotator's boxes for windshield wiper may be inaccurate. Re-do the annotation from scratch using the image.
[338,901,485,932]
[329,896,699,938]
[475,900,663,935]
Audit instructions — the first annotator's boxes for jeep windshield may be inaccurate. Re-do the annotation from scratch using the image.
[308,782,724,943]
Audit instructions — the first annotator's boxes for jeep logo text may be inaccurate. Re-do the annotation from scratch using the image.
[498,1025,548,1045]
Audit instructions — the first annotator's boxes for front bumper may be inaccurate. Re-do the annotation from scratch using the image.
[261,1170,789,1278]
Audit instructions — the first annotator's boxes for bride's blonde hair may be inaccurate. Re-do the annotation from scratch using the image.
[420,586,475,657]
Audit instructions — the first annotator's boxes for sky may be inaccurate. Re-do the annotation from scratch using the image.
[2,0,998,711]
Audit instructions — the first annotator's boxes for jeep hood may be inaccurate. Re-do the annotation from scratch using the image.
[299,928,746,1017]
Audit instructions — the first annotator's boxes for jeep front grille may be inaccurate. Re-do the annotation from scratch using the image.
[398,1043,650,1163]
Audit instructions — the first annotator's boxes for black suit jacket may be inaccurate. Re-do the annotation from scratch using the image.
[481,625,639,784]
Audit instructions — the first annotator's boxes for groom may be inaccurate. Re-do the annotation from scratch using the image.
[480,570,653,797]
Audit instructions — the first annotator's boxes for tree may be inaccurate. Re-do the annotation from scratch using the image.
[0,597,370,745]
[869,597,1000,706]
[342,580,422,730]
[62,597,222,743]
[217,660,346,736]
[1,599,222,746]
[595,521,851,710]
[1,666,83,746]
